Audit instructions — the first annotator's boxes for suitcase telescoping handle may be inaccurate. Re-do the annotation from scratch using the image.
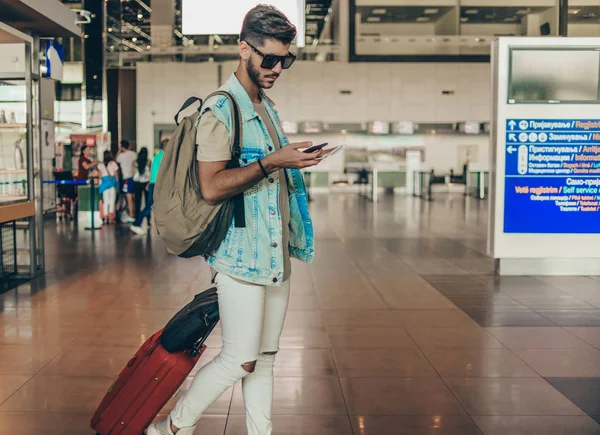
[189,314,219,357]
[191,341,203,357]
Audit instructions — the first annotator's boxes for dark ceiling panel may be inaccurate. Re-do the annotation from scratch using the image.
[568,6,600,23]
[358,6,452,24]
[459,7,548,24]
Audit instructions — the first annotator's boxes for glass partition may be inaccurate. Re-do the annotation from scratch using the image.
[0,79,28,204]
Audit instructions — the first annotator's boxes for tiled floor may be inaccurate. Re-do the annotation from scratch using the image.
[1,193,600,434]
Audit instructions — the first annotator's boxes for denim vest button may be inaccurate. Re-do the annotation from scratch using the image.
[272,277,278,283]
[268,178,274,183]
[270,210,276,215]
[268,146,273,151]
[272,242,278,248]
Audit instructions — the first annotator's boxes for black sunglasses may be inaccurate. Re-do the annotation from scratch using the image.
[244,41,296,70]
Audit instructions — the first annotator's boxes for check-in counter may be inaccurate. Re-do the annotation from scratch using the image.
[363,162,407,203]
[466,170,489,199]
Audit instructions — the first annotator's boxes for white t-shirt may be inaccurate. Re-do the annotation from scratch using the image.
[116,150,137,179]
[98,161,118,178]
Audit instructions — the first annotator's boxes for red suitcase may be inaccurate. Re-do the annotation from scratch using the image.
[91,330,205,435]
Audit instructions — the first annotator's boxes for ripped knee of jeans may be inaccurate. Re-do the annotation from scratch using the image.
[241,360,257,373]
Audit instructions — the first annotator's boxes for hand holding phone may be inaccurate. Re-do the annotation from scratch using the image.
[303,142,328,153]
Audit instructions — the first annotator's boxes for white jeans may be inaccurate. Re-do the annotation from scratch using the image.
[102,187,116,216]
[171,273,291,435]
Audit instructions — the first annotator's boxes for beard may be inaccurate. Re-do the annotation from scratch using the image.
[247,56,278,89]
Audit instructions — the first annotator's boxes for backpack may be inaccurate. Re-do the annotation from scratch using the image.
[153,91,245,258]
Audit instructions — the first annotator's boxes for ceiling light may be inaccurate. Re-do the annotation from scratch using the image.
[516,9,530,15]
[417,17,431,22]
[146,45,151,49]
[132,37,138,42]
[108,27,113,32]
[464,9,478,15]
[504,17,517,22]
[424,9,439,15]
[137,13,143,19]
[460,17,469,22]
[569,9,581,14]
[366,16,381,22]
[372,8,386,14]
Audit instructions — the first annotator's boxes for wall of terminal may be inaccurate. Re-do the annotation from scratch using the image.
[137,61,491,172]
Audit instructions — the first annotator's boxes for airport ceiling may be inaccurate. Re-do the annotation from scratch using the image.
[63,0,333,52]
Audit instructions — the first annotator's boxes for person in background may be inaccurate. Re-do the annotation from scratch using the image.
[75,145,96,180]
[132,147,151,224]
[130,139,167,235]
[116,140,137,222]
[97,150,120,224]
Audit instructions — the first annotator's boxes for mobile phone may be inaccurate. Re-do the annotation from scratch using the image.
[303,142,328,153]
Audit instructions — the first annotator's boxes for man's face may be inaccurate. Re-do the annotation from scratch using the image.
[244,38,290,90]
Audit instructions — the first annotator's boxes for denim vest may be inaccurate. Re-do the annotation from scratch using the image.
[201,74,314,286]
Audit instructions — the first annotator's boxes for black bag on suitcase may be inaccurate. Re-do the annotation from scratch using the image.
[161,287,220,353]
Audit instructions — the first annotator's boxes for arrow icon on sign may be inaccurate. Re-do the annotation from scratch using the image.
[507,146,517,154]
[508,120,516,130]
[509,134,517,142]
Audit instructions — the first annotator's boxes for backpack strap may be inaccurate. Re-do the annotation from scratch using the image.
[202,91,245,228]
[175,96,202,125]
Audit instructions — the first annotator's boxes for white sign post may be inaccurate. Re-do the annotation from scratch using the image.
[489,37,600,276]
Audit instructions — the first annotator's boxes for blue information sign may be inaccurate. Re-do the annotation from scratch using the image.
[504,119,600,233]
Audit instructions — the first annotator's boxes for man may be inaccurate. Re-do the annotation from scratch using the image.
[130,139,167,234]
[115,140,137,222]
[148,5,322,435]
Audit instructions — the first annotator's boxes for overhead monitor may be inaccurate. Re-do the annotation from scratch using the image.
[509,48,600,103]
[182,0,306,47]
[367,121,390,135]
[301,121,323,134]
[392,121,415,135]
[458,121,481,135]
[281,121,298,134]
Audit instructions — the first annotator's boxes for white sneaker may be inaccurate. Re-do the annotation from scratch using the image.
[147,416,196,435]
[130,225,146,235]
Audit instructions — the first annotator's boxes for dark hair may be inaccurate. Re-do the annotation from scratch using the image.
[159,138,169,150]
[120,140,130,150]
[80,145,87,155]
[137,147,148,176]
[240,4,297,46]
[103,150,113,164]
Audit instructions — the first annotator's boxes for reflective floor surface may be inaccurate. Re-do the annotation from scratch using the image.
[1,194,600,434]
